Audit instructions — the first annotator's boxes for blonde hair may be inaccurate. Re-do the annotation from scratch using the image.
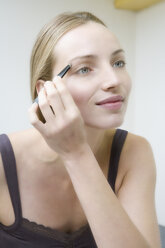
[30,11,106,121]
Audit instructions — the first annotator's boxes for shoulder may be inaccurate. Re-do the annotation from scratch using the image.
[125,130,153,150]
[0,128,37,146]
[0,128,39,182]
[7,128,38,148]
[118,129,156,192]
[123,130,156,171]
[106,129,156,194]
[108,127,154,156]
[106,128,155,166]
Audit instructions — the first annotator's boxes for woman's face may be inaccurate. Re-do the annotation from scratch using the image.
[53,21,132,129]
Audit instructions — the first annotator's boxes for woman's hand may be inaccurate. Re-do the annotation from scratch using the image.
[28,77,87,160]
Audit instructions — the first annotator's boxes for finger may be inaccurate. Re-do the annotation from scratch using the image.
[44,81,65,116]
[53,76,76,111]
[28,102,44,132]
[38,87,55,120]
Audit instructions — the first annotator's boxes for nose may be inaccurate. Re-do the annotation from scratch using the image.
[100,65,121,91]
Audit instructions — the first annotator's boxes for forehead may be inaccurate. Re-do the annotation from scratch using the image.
[54,22,121,65]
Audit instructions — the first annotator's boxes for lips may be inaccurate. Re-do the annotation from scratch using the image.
[96,95,124,105]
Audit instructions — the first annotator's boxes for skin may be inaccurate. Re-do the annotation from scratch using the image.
[0,22,161,247]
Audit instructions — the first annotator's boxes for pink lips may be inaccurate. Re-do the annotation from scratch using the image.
[96,95,124,105]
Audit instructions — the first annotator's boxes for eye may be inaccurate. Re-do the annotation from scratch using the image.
[77,67,91,74]
[113,60,126,68]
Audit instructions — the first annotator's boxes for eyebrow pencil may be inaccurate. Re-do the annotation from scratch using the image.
[34,64,71,104]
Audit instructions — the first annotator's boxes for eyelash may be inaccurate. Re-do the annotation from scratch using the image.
[113,60,126,68]
[76,66,92,75]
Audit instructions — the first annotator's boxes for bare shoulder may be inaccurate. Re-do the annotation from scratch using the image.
[115,130,156,194]
[0,129,32,213]
[0,128,38,183]
[122,131,156,176]
[125,130,154,151]
[7,128,38,153]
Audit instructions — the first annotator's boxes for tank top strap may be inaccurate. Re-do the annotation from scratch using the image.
[0,134,22,229]
[108,128,128,193]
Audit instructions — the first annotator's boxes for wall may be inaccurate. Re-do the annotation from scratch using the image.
[134,1,165,225]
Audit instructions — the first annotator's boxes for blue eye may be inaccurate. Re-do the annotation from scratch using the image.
[113,60,126,68]
[77,67,91,74]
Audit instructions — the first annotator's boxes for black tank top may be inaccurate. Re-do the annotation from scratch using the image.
[0,128,128,248]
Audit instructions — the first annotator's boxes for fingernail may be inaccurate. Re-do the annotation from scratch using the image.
[44,81,52,87]
[52,76,59,82]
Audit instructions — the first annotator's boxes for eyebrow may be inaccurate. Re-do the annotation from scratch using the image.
[69,55,97,64]
[112,49,125,56]
[68,49,125,64]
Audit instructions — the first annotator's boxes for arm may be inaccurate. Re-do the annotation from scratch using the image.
[63,134,161,248]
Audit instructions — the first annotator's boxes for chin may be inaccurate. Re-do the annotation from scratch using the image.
[85,115,125,130]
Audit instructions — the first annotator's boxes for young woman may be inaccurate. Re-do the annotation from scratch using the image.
[0,12,161,248]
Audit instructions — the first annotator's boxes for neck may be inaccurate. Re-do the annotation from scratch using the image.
[84,125,106,154]
[34,126,113,169]
[84,126,115,167]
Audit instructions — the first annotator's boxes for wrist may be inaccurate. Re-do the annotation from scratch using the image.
[61,143,91,163]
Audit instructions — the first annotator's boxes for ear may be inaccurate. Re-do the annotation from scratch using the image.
[36,80,45,95]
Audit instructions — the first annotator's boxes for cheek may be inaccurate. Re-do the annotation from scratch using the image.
[66,83,93,106]
[124,73,132,94]
[128,78,132,93]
